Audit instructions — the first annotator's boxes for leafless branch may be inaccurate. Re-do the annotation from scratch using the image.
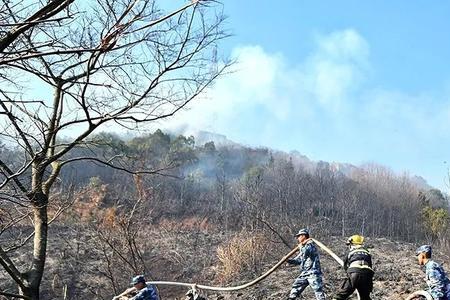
[0,0,75,52]
[0,290,30,300]
[59,156,181,179]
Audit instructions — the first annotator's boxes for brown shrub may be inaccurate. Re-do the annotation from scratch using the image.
[216,231,270,283]
[101,207,118,228]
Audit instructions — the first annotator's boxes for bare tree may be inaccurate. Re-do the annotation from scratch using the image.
[0,0,229,298]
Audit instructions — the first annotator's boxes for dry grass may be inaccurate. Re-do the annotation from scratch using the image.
[216,231,270,283]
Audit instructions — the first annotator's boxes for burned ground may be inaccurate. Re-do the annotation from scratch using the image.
[2,227,443,300]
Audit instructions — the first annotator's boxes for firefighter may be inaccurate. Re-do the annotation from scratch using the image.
[333,235,374,300]
[286,228,327,300]
[416,245,450,300]
[113,275,159,300]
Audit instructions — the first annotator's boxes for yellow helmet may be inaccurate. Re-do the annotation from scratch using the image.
[347,235,364,245]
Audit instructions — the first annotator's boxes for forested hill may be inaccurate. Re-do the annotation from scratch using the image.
[3,129,447,240]
[1,128,447,243]
[1,129,449,299]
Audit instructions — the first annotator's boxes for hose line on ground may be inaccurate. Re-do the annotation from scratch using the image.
[147,244,300,291]
[405,290,433,300]
[113,238,432,300]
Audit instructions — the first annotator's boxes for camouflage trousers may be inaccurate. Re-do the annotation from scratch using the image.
[430,284,450,300]
[288,274,326,300]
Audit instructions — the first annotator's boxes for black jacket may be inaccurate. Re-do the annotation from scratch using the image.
[343,246,374,274]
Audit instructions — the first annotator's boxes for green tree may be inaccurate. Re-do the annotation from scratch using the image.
[422,206,449,241]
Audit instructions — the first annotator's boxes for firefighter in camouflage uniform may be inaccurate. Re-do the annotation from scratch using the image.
[416,245,450,300]
[286,228,327,300]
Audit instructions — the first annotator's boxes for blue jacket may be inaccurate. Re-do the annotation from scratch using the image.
[424,260,450,299]
[287,240,322,276]
[130,284,159,300]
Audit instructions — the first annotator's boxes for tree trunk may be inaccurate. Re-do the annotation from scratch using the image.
[19,286,39,300]
[22,190,49,300]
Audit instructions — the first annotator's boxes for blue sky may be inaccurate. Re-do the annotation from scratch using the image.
[164,1,450,192]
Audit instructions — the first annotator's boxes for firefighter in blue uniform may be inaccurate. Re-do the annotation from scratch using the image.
[286,228,327,300]
[416,245,450,300]
[114,275,159,300]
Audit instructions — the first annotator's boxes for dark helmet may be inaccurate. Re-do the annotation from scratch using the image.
[130,275,146,285]
[295,228,310,237]
[416,245,432,256]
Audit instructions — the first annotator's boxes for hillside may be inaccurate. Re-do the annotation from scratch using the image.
[21,227,448,300]
[199,236,438,300]
[1,130,449,299]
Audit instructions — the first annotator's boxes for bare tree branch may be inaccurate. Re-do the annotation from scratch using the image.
[0,290,30,300]
[59,156,181,179]
[0,0,229,298]
[0,246,26,290]
[0,0,75,52]
[0,158,29,193]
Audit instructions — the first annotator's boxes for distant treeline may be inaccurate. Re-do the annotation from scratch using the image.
[2,129,448,244]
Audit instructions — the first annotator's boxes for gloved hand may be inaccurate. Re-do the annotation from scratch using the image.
[286,258,297,265]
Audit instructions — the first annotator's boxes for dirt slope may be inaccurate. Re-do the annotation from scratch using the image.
[2,228,448,300]
[189,237,448,300]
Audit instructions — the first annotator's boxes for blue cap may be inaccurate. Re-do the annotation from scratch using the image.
[416,245,432,255]
[131,275,146,285]
[295,228,309,237]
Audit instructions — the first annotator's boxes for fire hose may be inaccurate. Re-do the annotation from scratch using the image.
[405,291,433,300]
[112,238,432,300]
